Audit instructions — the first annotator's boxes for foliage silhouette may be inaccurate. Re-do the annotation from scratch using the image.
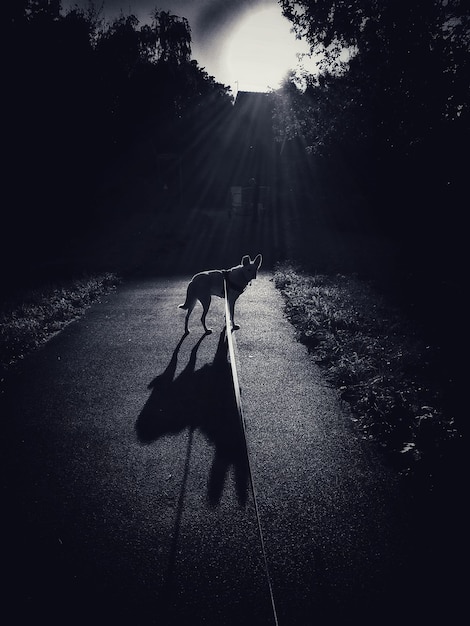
[273,0,468,324]
[276,1,469,225]
[4,1,232,286]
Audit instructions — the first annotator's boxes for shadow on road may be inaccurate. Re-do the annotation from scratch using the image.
[135,330,249,507]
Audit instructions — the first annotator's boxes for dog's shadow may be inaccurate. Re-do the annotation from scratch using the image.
[135,330,249,506]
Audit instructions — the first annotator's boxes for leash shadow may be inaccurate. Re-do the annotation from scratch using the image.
[135,330,249,507]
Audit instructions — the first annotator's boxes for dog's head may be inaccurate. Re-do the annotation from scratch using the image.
[241,254,262,282]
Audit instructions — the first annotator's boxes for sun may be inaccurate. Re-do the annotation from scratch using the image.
[221,5,315,93]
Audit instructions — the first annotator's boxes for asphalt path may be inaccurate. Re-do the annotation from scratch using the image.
[1,273,458,625]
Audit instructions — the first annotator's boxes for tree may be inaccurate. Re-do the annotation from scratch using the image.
[3,1,233,277]
[150,9,192,65]
[278,1,469,207]
[26,0,62,21]
[276,0,469,301]
[279,0,469,141]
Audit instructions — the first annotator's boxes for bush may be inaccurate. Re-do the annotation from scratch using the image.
[274,261,458,483]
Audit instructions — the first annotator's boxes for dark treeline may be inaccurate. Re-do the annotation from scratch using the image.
[4,0,233,284]
[275,0,469,292]
[4,0,469,303]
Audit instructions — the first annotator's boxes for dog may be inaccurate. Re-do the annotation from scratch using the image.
[178,254,262,334]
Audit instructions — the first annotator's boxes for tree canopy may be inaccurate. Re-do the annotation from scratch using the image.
[4,0,233,278]
[275,1,469,234]
[278,0,469,145]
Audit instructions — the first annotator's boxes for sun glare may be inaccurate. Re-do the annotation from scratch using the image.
[221,6,315,93]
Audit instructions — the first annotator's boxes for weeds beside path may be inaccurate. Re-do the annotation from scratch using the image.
[0,273,119,379]
[273,261,459,487]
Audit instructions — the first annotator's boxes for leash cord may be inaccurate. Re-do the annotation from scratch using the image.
[223,279,280,626]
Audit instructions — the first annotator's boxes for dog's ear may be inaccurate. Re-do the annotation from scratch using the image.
[242,255,250,266]
[254,254,262,269]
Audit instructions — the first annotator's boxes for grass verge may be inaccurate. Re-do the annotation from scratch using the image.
[0,273,120,378]
[273,261,458,486]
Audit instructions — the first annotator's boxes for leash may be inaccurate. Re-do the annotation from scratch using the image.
[222,269,246,295]
[223,279,280,626]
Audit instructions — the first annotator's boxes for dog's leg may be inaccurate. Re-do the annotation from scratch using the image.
[180,297,197,334]
[179,282,198,334]
[184,305,194,335]
[229,295,240,330]
[200,295,213,334]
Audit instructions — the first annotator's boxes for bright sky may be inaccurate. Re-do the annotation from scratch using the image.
[62,1,317,93]
[214,6,316,93]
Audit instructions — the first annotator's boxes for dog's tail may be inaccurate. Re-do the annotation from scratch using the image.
[178,293,189,309]
[179,283,193,310]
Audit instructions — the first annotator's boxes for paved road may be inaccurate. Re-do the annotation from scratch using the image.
[1,273,459,625]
